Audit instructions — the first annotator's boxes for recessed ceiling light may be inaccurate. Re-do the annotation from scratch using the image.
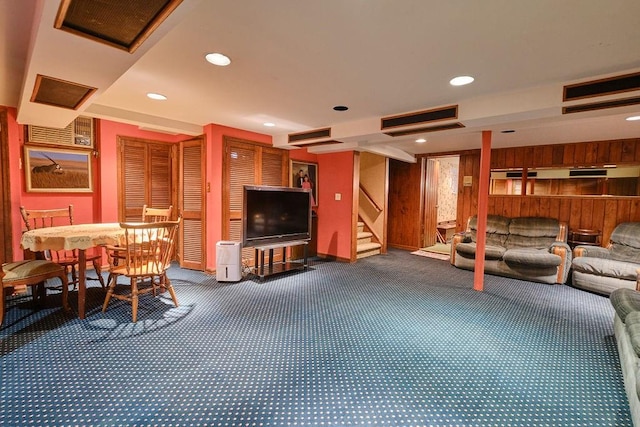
[263,122,275,127]
[147,92,167,100]
[626,115,640,121]
[449,75,475,86]
[333,105,349,111]
[205,52,231,66]
[415,138,426,143]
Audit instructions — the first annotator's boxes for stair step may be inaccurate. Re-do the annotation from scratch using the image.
[357,241,381,259]
[357,231,372,244]
[357,241,381,251]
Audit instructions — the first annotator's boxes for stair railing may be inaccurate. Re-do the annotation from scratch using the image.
[359,184,383,213]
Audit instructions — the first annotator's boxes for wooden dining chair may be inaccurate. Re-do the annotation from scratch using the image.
[102,219,181,322]
[20,205,106,289]
[1,260,68,326]
[142,205,173,222]
[104,205,174,274]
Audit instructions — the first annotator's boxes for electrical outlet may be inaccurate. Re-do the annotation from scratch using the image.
[335,193,341,201]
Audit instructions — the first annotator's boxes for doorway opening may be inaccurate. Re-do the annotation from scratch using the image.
[422,155,459,255]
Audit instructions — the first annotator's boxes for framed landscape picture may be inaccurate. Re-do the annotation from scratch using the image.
[24,145,93,192]
[290,160,318,206]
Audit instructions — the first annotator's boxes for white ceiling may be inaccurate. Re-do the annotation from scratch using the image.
[3,0,640,162]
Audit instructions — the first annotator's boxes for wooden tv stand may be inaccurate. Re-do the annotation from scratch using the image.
[252,240,309,280]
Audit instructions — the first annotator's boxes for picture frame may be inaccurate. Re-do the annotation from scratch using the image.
[290,160,318,207]
[24,145,93,192]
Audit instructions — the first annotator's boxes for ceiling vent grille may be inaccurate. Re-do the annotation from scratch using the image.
[27,116,94,147]
[384,122,465,137]
[569,169,607,177]
[30,74,96,110]
[563,72,640,102]
[54,0,183,53]
[562,96,640,114]
[290,140,343,148]
[288,128,332,144]
[381,105,458,130]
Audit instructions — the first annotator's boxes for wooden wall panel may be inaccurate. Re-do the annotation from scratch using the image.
[491,138,640,170]
[456,151,480,232]
[486,196,640,245]
[454,138,640,246]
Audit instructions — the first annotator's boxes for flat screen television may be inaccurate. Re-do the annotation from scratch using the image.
[242,185,312,247]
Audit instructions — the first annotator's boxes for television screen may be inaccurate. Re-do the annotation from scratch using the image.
[242,185,311,247]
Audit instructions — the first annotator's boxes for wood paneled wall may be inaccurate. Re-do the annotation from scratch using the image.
[455,138,640,246]
[490,138,640,169]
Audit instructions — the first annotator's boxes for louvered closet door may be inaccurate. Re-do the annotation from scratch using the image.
[118,137,175,222]
[179,138,205,270]
[226,143,256,261]
[223,138,288,263]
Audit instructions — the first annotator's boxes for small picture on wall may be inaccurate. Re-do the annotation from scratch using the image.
[24,145,93,192]
[290,161,318,207]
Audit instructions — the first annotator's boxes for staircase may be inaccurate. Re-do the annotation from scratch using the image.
[357,221,382,259]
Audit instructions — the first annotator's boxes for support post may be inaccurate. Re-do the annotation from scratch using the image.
[473,131,492,291]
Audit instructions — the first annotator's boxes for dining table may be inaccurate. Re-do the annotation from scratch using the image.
[20,223,126,319]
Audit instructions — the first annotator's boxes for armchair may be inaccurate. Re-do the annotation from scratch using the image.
[571,222,640,295]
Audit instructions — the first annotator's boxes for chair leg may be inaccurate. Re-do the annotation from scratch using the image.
[164,276,179,307]
[59,273,70,313]
[131,277,139,323]
[101,274,117,313]
[1,287,6,327]
[92,259,106,288]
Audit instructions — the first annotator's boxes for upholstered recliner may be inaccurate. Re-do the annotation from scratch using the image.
[571,222,640,295]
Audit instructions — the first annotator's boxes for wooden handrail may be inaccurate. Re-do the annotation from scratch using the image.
[359,184,383,213]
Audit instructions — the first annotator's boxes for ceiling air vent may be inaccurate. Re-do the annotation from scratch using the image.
[563,96,640,114]
[288,128,332,144]
[384,122,465,137]
[54,0,183,53]
[505,171,538,178]
[30,74,96,110]
[381,105,458,130]
[563,71,640,102]
[27,116,94,147]
[569,169,607,177]
[291,140,342,148]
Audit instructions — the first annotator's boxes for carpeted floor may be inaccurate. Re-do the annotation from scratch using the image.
[0,249,630,426]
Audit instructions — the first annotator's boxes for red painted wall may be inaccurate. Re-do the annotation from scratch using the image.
[96,119,183,224]
[316,151,355,260]
[203,123,271,271]
[6,107,356,266]
[6,112,185,259]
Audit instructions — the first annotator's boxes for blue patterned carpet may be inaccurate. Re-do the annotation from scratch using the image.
[0,249,630,426]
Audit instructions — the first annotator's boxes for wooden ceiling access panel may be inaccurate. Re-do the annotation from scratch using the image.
[30,74,96,110]
[54,0,183,53]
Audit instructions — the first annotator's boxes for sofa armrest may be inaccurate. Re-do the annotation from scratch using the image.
[550,241,572,284]
[573,245,611,259]
[450,232,470,265]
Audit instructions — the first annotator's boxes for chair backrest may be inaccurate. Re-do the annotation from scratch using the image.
[20,205,75,263]
[142,205,173,223]
[118,219,180,275]
[20,205,74,230]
